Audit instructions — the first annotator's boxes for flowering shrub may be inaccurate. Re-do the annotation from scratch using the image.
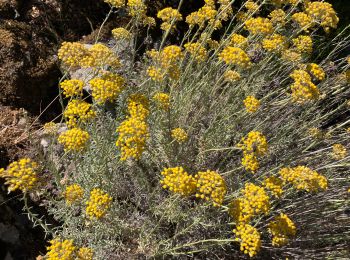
[1,1,349,259]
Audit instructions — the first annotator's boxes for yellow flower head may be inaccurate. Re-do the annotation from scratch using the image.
[171,128,188,143]
[307,63,325,81]
[241,152,259,173]
[64,99,96,128]
[290,69,320,103]
[195,170,227,206]
[244,17,273,35]
[46,238,76,260]
[127,0,147,17]
[331,144,347,160]
[127,94,150,120]
[219,46,252,68]
[262,34,287,53]
[58,128,90,152]
[160,167,196,196]
[58,42,89,67]
[184,42,207,62]
[86,188,112,219]
[292,12,313,31]
[263,176,283,198]
[224,70,241,82]
[292,35,313,54]
[305,1,339,33]
[60,79,84,98]
[238,131,268,156]
[64,184,84,206]
[268,213,296,247]
[76,247,94,260]
[89,72,125,104]
[0,158,38,193]
[81,43,121,68]
[116,117,149,160]
[233,224,261,257]
[43,122,59,135]
[153,92,170,110]
[112,27,132,40]
[243,96,260,113]
[269,9,286,25]
[104,0,124,8]
[230,34,248,48]
[157,7,182,31]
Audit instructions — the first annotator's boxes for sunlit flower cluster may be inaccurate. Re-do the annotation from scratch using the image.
[307,63,325,81]
[292,12,313,31]
[46,238,76,260]
[116,116,150,160]
[171,128,188,143]
[60,79,84,98]
[127,0,147,18]
[0,158,38,193]
[195,170,227,206]
[58,128,90,152]
[89,72,125,104]
[64,184,84,206]
[263,176,283,198]
[153,92,170,110]
[331,143,347,160]
[184,42,207,62]
[233,224,261,257]
[64,100,96,128]
[230,34,248,48]
[243,96,260,113]
[305,1,339,33]
[224,70,241,82]
[279,166,328,192]
[127,94,150,120]
[160,167,196,196]
[82,43,121,68]
[269,9,286,25]
[290,69,320,103]
[104,0,124,8]
[58,42,89,67]
[43,122,59,135]
[268,213,296,247]
[219,46,252,68]
[186,5,218,30]
[245,1,259,12]
[76,247,94,260]
[292,35,313,54]
[157,7,182,31]
[86,188,112,219]
[262,34,287,53]
[112,27,132,40]
[244,17,273,35]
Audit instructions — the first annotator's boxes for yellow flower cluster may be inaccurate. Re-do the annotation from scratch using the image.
[64,100,96,128]
[269,9,286,25]
[292,12,313,31]
[268,213,296,247]
[281,49,302,63]
[243,96,260,113]
[153,92,170,110]
[219,47,251,69]
[157,7,182,31]
[238,131,268,156]
[245,1,259,12]
[89,72,125,104]
[244,17,273,35]
[241,152,259,173]
[127,94,150,120]
[82,43,121,68]
[160,167,196,196]
[279,166,328,192]
[171,128,188,143]
[308,127,323,139]
[60,79,84,98]
[229,184,270,225]
[86,188,112,219]
[64,184,84,206]
[0,158,38,193]
[331,144,347,160]
[305,1,339,33]
[224,70,241,82]
[127,0,147,18]
[104,0,124,8]
[263,176,283,198]
[46,238,76,260]
[58,128,90,152]
[112,27,132,40]
[262,34,287,53]
[186,5,218,29]
[233,224,261,257]
[307,63,325,81]
[147,45,183,82]
[292,35,313,54]
[290,69,320,103]
[58,42,89,67]
[184,42,207,62]
[230,34,248,48]
[238,131,267,173]
[116,116,150,160]
[195,170,227,206]
[43,122,59,135]
[76,247,94,260]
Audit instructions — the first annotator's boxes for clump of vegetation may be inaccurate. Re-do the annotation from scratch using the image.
[1,0,350,259]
